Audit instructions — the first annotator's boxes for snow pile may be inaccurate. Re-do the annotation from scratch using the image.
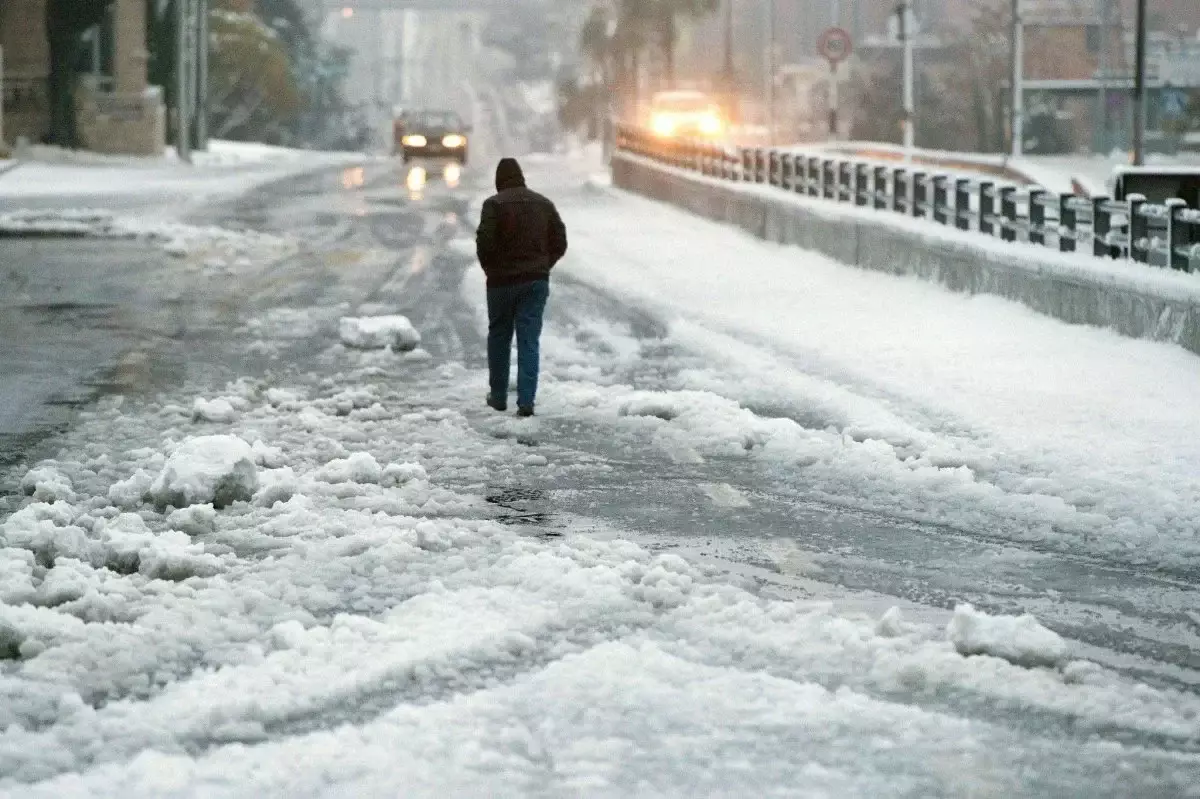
[147,435,259,510]
[946,603,1069,668]
[338,315,422,351]
[0,209,296,272]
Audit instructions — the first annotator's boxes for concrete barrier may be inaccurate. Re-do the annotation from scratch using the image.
[612,153,1200,356]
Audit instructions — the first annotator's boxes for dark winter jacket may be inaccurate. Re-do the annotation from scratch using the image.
[476,159,568,288]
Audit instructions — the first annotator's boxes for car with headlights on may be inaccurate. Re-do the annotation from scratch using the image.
[647,90,724,139]
[396,109,470,164]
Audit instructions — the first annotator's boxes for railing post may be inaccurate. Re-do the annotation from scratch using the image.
[979,182,995,236]
[823,159,835,199]
[1028,188,1046,246]
[809,157,821,196]
[1166,199,1189,271]
[874,166,889,210]
[855,163,869,207]
[742,149,754,182]
[911,171,927,218]
[1128,193,1147,263]
[1059,195,1077,253]
[955,178,972,231]
[793,155,805,192]
[756,149,767,183]
[781,152,793,189]
[893,168,907,213]
[768,150,778,186]
[999,186,1017,242]
[932,175,948,225]
[1092,196,1112,258]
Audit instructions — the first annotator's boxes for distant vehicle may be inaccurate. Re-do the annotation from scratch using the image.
[647,90,724,139]
[1109,165,1200,206]
[395,110,470,164]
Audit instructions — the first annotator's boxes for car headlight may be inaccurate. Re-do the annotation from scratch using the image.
[651,114,676,137]
[402,135,427,147]
[699,114,722,136]
[442,134,467,148]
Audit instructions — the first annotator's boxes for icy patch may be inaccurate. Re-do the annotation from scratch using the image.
[148,435,259,510]
[946,603,1070,668]
[338,315,421,351]
[698,482,750,508]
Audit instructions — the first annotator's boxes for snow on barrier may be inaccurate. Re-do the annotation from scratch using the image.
[612,126,1200,356]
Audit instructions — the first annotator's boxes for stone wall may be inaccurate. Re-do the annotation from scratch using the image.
[75,77,166,157]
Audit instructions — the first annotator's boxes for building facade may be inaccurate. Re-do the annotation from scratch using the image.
[1,0,165,154]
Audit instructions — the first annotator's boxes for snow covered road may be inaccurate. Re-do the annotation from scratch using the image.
[1,147,1200,796]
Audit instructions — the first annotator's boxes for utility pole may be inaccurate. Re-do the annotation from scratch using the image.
[176,0,192,162]
[1011,0,1023,157]
[196,0,208,151]
[1131,0,1147,165]
[898,3,914,157]
[765,0,776,144]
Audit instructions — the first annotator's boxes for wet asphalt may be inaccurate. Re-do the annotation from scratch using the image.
[1,156,1199,721]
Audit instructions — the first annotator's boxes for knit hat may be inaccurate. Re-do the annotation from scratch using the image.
[495,158,526,191]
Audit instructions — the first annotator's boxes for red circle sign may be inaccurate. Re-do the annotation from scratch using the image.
[818,27,853,64]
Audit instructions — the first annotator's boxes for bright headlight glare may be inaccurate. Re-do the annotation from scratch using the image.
[402,135,427,147]
[651,114,676,137]
[699,114,722,135]
[442,134,467,148]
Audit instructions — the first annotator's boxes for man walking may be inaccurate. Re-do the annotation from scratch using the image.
[476,158,568,417]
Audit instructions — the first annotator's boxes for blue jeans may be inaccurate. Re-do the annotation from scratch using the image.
[487,280,549,409]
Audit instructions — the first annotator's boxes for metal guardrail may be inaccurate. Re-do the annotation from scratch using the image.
[615,125,1200,273]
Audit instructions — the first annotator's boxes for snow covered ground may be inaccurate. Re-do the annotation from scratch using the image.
[543,161,1200,574]
[0,140,366,214]
[3,333,1198,797]
[3,147,1200,795]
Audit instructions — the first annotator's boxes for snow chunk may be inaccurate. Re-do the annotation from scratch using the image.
[107,469,155,509]
[166,504,218,536]
[314,452,382,485]
[382,462,427,487]
[19,466,75,503]
[148,435,259,510]
[338,315,421,351]
[946,603,1069,668]
[254,467,298,507]
[192,398,238,424]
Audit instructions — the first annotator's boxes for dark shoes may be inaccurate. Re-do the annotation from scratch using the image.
[487,395,533,417]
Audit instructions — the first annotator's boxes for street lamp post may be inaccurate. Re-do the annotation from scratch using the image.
[898,3,914,158]
[1011,0,1023,157]
[1131,0,1147,165]
[176,0,192,162]
[765,0,775,144]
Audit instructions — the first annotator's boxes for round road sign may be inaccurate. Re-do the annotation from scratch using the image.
[818,27,853,64]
